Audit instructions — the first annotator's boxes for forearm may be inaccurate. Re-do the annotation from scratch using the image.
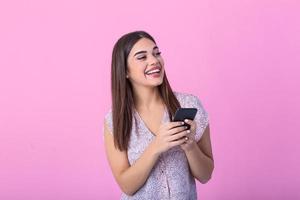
[184,140,214,183]
[119,142,159,195]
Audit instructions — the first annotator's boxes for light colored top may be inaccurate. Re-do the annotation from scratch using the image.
[104,91,209,200]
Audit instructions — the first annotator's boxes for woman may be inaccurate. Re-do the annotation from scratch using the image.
[104,31,214,199]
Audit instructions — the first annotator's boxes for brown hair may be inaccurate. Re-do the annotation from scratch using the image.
[111,31,180,151]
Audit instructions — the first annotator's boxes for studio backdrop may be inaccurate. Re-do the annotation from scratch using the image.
[0,0,299,199]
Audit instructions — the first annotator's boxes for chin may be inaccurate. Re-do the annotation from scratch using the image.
[151,79,164,87]
[143,72,164,87]
[142,79,163,88]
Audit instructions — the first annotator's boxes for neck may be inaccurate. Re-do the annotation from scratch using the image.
[133,86,162,111]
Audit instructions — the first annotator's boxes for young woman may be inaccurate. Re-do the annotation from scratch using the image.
[104,31,214,199]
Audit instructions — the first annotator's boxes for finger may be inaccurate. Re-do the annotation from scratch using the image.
[180,138,189,146]
[185,137,193,144]
[168,130,190,141]
[166,121,185,130]
[169,136,188,147]
[184,119,193,125]
[168,126,188,135]
[184,119,196,131]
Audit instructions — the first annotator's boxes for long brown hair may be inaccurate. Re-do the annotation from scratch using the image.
[111,31,180,151]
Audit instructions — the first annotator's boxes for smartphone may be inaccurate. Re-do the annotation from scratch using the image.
[172,108,198,130]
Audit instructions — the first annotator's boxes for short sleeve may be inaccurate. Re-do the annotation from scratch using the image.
[193,96,209,142]
[104,109,113,135]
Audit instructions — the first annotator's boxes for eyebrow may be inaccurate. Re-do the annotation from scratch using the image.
[133,46,159,57]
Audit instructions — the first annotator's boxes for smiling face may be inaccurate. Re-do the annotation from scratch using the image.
[126,38,165,89]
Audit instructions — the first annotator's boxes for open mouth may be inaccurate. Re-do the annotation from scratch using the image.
[145,68,161,75]
[144,65,162,77]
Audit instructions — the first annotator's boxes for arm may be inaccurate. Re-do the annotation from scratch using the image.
[183,124,214,183]
[104,119,189,195]
[103,120,160,196]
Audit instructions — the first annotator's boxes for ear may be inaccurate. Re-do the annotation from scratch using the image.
[126,70,130,78]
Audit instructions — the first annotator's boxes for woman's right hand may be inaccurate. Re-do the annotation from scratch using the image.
[151,121,190,155]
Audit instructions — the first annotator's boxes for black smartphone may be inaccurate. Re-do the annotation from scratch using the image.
[172,108,198,130]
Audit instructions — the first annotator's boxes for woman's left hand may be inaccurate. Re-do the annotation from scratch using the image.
[180,119,197,152]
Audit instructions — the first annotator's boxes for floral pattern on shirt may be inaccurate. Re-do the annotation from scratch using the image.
[104,91,209,200]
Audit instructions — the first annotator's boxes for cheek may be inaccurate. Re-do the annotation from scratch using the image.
[128,63,147,78]
[158,57,164,65]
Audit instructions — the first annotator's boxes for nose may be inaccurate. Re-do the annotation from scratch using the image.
[148,54,159,66]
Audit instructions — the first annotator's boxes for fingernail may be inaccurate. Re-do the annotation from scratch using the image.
[184,119,188,123]
[187,130,190,133]
[181,122,184,125]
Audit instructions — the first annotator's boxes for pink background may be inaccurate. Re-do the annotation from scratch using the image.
[0,0,299,199]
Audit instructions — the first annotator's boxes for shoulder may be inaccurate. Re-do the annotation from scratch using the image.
[105,107,112,115]
[104,108,113,133]
[174,91,210,142]
[173,91,202,107]
[104,108,112,121]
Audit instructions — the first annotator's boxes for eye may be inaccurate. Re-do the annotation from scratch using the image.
[137,56,146,60]
[155,52,161,56]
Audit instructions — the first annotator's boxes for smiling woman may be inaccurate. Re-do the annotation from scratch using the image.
[103,31,214,200]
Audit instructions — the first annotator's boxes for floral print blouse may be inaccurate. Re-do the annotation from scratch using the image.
[104,91,209,200]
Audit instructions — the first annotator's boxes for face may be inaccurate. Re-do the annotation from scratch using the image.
[126,38,165,88]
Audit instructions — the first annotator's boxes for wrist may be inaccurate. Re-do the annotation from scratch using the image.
[183,139,198,153]
[149,139,161,158]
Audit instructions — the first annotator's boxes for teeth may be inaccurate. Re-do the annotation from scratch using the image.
[146,69,160,75]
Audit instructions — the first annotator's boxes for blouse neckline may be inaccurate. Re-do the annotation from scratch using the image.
[134,106,167,137]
